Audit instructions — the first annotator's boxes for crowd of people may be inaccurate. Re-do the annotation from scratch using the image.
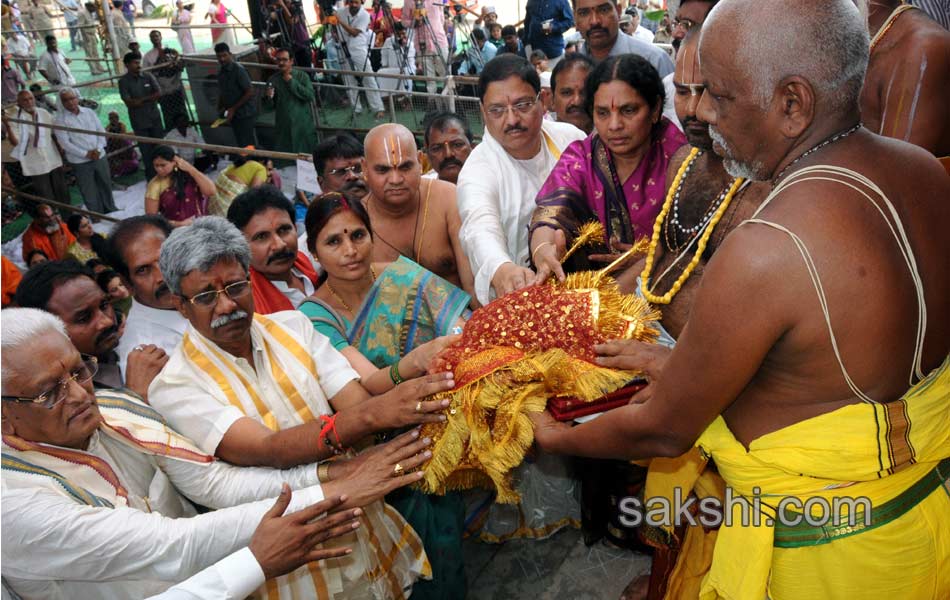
[1,0,949,599]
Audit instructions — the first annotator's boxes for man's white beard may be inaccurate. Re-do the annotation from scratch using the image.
[708,125,766,181]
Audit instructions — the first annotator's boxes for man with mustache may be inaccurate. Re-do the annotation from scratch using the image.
[533,1,950,598]
[17,203,75,263]
[227,185,319,313]
[669,0,718,52]
[361,123,476,302]
[574,0,673,76]
[14,260,168,401]
[313,133,369,200]
[1,307,434,599]
[549,52,594,133]
[457,54,586,304]
[149,216,457,599]
[104,215,189,378]
[422,112,474,184]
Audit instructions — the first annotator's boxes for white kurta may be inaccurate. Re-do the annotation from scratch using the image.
[456,119,586,305]
[117,300,190,378]
[145,548,264,600]
[2,431,323,600]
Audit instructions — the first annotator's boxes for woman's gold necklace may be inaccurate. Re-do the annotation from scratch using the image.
[640,147,744,305]
[326,266,377,313]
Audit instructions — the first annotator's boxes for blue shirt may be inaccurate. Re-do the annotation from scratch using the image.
[523,0,573,59]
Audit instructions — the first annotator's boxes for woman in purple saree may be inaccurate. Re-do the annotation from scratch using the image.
[530,54,686,274]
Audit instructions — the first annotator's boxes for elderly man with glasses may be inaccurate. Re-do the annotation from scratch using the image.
[0,307,440,599]
[147,215,464,599]
[457,54,585,305]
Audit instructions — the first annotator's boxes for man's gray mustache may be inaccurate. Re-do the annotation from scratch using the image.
[210,310,249,329]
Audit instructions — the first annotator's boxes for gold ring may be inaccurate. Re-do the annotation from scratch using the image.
[415,401,423,413]
[393,463,404,477]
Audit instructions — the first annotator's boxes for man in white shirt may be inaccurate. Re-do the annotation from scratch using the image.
[226,186,318,312]
[36,35,76,89]
[5,31,34,79]
[104,215,189,378]
[456,55,585,304]
[163,113,205,165]
[4,89,67,204]
[0,307,432,600]
[54,88,118,214]
[376,21,415,98]
[624,8,655,42]
[336,0,385,119]
[149,216,459,598]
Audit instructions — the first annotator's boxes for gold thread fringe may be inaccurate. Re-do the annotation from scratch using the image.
[416,267,661,503]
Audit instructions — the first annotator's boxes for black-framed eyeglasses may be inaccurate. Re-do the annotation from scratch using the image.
[427,139,470,156]
[484,93,541,120]
[2,356,98,410]
[184,279,252,307]
[326,164,363,177]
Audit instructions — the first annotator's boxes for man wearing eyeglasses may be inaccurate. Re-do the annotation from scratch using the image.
[670,0,717,52]
[265,47,319,156]
[573,0,674,76]
[312,133,369,200]
[0,307,436,599]
[457,54,586,305]
[148,216,457,598]
[14,259,169,401]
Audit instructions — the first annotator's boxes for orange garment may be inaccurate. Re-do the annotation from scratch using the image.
[21,223,75,262]
[248,251,318,314]
[2,256,22,306]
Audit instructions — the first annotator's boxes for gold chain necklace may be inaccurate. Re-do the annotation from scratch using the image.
[325,266,377,313]
[639,147,744,305]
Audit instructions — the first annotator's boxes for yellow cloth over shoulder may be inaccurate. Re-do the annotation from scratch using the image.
[696,356,950,600]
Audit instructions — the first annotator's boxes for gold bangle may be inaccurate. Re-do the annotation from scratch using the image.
[317,462,332,483]
[531,241,554,260]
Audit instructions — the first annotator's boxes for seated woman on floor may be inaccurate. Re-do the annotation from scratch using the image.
[104,112,140,177]
[144,145,216,227]
[529,53,686,276]
[208,149,268,216]
[64,213,107,264]
[297,190,472,600]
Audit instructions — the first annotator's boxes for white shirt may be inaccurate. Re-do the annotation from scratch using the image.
[632,26,655,43]
[379,37,416,73]
[149,311,359,455]
[37,50,76,86]
[270,266,316,308]
[456,119,586,304]
[164,126,203,163]
[6,35,31,57]
[54,105,106,164]
[337,7,372,56]
[117,299,190,378]
[662,73,682,133]
[10,107,63,176]
[145,548,265,600]
[1,431,323,600]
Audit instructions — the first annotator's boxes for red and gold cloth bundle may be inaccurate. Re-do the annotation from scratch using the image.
[417,268,661,503]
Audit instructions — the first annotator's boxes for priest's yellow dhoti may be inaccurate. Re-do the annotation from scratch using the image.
[696,359,950,600]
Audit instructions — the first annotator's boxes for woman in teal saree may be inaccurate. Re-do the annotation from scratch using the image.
[299,192,470,599]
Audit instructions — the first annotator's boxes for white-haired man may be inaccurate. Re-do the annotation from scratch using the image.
[54,88,118,214]
[0,308,432,599]
[531,0,950,598]
[148,216,457,599]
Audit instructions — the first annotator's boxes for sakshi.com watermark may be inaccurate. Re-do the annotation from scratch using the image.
[617,487,873,528]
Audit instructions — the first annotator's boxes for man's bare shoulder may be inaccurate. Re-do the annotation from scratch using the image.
[426,177,457,208]
[664,144,693,192]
